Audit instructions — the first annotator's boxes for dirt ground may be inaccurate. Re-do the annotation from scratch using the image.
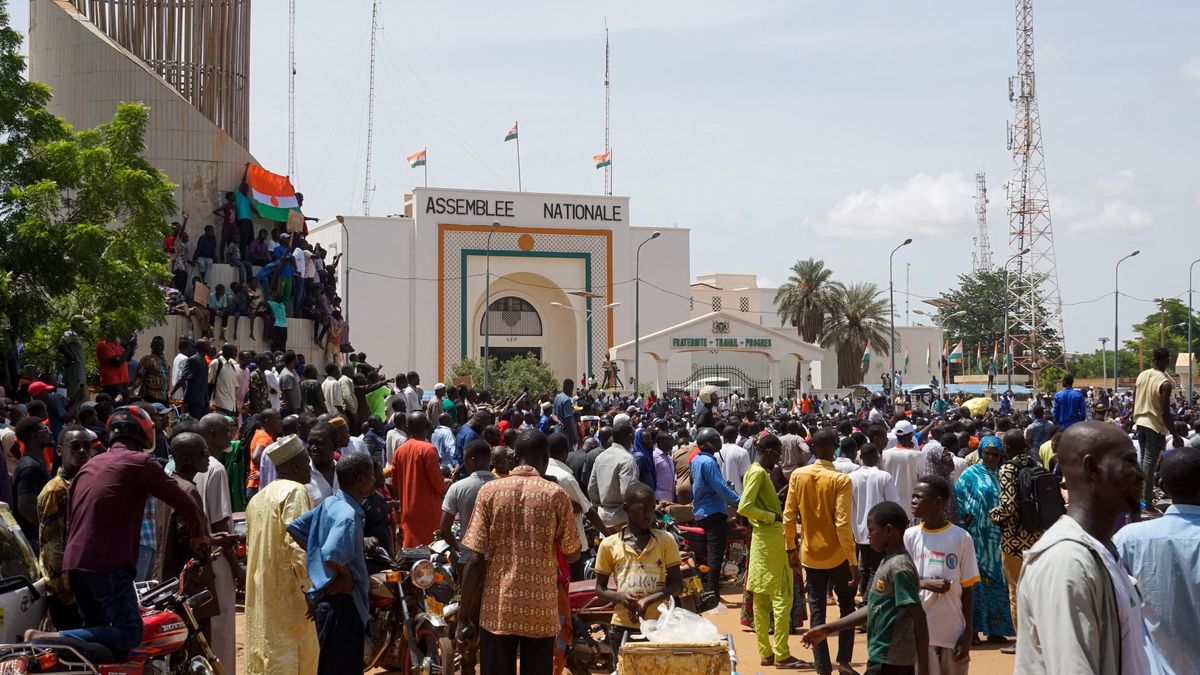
[705,588,1016,675]
[233,593,1018,675]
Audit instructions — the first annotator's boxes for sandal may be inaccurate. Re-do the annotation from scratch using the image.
[986,635,1011,644]
[777,657,814,670]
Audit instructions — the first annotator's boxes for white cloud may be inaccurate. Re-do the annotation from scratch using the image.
[816,172,975,239]
[1182,55,1200,91]
[1055,170,1154,233]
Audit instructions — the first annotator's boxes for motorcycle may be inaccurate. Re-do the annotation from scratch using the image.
[0,558,223,675]
[660,511,749,588]
[363,546,455,674]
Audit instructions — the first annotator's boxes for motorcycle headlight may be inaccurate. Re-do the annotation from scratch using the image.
[410,559,436,589]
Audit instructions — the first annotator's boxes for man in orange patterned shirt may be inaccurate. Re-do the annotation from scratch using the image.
[461,429,582,675]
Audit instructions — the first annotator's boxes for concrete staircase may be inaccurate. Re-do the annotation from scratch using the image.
[132,262,331,367]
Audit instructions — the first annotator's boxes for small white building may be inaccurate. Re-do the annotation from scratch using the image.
[307,187,692,386]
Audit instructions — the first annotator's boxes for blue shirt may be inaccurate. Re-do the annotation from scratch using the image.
[431,425,457,470]
[455,424,480,455]
[287,490,370,624]
[234,190,253,220]
[689,451,739,520]
[1052,388,1086,429]
[1113,504,1200,675]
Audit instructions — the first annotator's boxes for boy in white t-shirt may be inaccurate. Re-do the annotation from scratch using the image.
[905,474,979,675]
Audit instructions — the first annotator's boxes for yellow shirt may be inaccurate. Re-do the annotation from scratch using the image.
[783,459,857,570]
[594,528,681,628]
[1039,439,1055,470]
[1133,368,1170,435]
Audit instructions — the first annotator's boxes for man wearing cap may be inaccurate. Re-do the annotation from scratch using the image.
[426,384,447,422]
[244,434,318,675]
[538,401,553,434]
[29,380,81,443]
[880,419,926,521]
[695,386,720,429]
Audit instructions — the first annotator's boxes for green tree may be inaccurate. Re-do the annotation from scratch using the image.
[1066,348,1139,380]
[821,282,890,388]
[1124,298,1200,368]
[0,5,176,376]
[775,258,838,343]
[936,269,1061,374]
[1039,365,1065,392]
[450,355,558,399]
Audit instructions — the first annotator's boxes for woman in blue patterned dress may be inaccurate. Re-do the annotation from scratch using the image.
[954,434,1014,643]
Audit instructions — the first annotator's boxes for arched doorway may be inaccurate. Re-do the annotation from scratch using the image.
[480,296,544,361]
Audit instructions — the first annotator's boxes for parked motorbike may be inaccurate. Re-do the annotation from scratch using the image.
[0,558,223,675]
[660,512,749,587]
[363,546,455,674]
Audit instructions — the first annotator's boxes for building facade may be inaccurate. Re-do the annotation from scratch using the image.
[307,187,691,386]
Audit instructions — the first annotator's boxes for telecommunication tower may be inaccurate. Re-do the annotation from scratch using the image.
[972,171,993,273]
[362,0,380,216]
[1005,0,1064,376]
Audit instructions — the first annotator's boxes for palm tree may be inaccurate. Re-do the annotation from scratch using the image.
[822,282,891,388]
[775,258,837,344]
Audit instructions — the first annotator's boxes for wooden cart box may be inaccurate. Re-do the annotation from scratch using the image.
[616,640,731,675]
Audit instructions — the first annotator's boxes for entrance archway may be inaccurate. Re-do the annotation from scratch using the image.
[469,271,576,378]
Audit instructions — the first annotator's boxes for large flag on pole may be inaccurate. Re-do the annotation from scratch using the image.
[925,344,932,373]
[902,344,910,375]
[992,341,1000,368]
[505,122,518,142]
[861,344,871,374]
[594,150,612,169]
[949,340,964,364]
[976,343,984,373]
[407,149,427,168]
[246,165,299,223]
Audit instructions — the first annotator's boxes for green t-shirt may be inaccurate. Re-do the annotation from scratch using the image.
[866,552,920,666]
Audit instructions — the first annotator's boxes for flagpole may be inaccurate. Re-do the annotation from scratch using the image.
[515,123,523,191]
[423,147,428,187]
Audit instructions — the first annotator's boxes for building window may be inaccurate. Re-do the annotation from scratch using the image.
[480,296,543,336]
[739,297,749,313]
[712,296,721,312]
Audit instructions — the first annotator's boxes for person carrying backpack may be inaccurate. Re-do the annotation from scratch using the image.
[989,427,1062,655]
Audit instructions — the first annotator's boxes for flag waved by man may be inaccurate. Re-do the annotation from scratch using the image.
[246,165,299,223]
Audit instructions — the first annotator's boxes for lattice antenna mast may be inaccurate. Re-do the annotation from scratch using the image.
[362,0,380,216]
[287,0,296,177]
[1006,0,1064,377]
[972,170,992,272]
[603,22,611,196]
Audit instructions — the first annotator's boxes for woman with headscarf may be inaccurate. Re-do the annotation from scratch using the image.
[953,434,1014,644]
[631,428,657,492]
[922,431,959,522]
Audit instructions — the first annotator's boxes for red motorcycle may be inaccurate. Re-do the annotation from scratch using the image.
[0,558,223,675]
[666,516,749,588]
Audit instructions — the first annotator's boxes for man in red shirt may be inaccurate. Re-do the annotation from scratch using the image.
[29,406,207,656]
[95,332,136,401]
[391,412,447,548]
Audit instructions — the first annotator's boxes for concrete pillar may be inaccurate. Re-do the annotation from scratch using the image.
[654,357,669,395]
[768,358,781,399]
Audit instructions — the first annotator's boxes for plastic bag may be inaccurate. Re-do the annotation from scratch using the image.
[640,597,722,643]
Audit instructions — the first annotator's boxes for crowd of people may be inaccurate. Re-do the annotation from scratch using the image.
[0,342,1195,675]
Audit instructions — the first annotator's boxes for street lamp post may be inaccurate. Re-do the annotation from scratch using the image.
[1189,259,1200,404]
[552,301,621,384]
[482,221,501,390]
[1114,250,1140,391]
[888,238,913,405]
[1003,248,1030,393]
[634,231,661,394]
[1099,337,1109,390]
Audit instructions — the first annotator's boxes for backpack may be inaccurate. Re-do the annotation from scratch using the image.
[1014,460,1065,532]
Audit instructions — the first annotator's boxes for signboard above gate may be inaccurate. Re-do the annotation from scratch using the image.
[671,337,773,349]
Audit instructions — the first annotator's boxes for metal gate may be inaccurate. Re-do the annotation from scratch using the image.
[667,365,772,399]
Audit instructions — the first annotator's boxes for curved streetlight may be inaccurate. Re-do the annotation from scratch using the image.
[1190,259,1200,403]
[634,231,661,394]
[1003,247,1031,392]
[483,221,501,390]
[552,301,621,383]
[888,238,913,404]
[1114,250,1140,390]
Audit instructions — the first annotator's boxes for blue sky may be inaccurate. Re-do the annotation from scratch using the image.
[14,1,1200,352]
